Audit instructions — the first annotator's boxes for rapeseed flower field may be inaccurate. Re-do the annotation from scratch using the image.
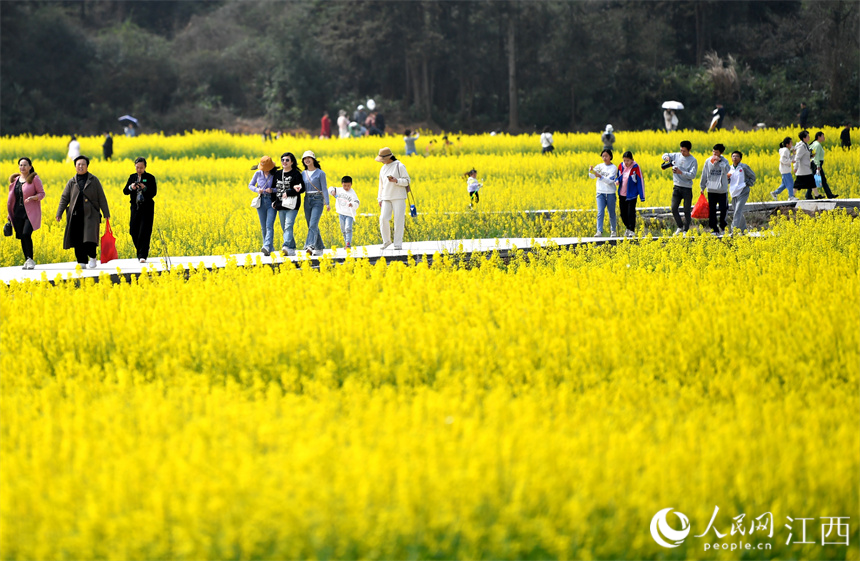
[1,128,856,266]
[1,130,858,560]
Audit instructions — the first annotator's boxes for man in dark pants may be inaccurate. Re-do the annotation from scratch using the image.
[699,143,731,235]
[662,140,699,234]
[122,157,158,263]
[841,122,852,149]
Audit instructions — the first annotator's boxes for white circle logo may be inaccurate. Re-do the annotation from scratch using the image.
[650,507,691,548]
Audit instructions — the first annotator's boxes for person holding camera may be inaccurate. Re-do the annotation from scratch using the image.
[122,157,158,263]
[662,140,698,235]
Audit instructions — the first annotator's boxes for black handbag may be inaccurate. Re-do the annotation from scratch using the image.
[3,221,12,237]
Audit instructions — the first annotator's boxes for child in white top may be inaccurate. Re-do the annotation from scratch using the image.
[465,168,483,209]
[328,175,360,248]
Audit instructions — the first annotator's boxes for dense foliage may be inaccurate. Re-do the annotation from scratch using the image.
[1,0,858,135]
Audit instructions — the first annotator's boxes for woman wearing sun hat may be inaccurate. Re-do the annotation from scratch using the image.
[300,150,329,255]
[376,147,410,250]
[249,155,278,256]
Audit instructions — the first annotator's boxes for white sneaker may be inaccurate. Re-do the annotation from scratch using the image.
[312,249,324,256]
[770,191,779,201]
[393,245,403,250]
[139,258,146,263]
[381,242,392,249]
[23,258,35,270]
[610,231,617,237]
[625,230,635,238]
[595,231,603,237]
[87,258,97,269]
[673,228,683,236]
[788,196,799,202]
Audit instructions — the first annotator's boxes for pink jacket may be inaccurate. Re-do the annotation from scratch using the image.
[7,172,46,230]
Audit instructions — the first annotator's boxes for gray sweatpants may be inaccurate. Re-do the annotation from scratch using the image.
[731,188,750,231]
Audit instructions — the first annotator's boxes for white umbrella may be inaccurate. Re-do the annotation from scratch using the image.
[117,115,139,125]
[661,101,684,110]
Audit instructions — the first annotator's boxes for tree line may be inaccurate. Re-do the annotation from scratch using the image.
[2,0,857,136]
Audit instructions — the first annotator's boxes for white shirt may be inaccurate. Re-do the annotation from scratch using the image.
[540,132,553,148]
[589,163,617,194]
[329,186,360,218]
[377,160,410,201]
[729,165,746,197]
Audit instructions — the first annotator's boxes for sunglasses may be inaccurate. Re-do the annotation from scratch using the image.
[281,157,291,161]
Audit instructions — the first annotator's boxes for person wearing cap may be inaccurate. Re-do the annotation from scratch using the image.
[353,105,367,126]
[376,147,410,250]
[300,150,329,255]
[249,155,278,256]
[122,157,158,263]
[56,155,111,268]
[601,125,615,152]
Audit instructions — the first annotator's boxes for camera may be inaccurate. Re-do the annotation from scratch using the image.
[135,185,146,205]
[661,157,674,170]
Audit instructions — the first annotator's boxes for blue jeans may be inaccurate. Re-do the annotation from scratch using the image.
[303,194,325,250]
[339,215,355,246]
[278,208,299,250]
[256,194,276,251]
[773,173,795,197]
[595,193,617,234]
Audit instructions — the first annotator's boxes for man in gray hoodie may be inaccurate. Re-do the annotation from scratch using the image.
[699,143,731,234]
[662,140,698,234]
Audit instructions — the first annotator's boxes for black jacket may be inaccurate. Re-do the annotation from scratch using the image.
[271,168,305,211]
[122,172,157,208]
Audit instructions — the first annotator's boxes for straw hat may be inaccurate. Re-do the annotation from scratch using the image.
[375,147,393,162]
[258,156,275,172]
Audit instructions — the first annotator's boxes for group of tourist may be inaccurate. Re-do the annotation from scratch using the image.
[247,146,409,257]
[587,128,842,239]
[5,154,154,270]
[4,126,851,270]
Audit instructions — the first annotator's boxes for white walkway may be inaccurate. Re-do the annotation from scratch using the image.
[0,236,616,285]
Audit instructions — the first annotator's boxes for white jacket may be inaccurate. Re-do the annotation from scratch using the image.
[329,186,360,219]
[778,146,794,175]
[377,160,410,201]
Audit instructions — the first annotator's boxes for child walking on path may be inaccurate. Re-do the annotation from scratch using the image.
[466,169,483,209]
[329,175,360,248]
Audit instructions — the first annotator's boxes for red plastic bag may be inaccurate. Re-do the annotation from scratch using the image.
[691,193,709,219]
[100,219,118,263]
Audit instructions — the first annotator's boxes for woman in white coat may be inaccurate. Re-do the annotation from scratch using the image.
[375,147,410,250]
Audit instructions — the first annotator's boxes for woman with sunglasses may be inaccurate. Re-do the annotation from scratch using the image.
[272,152,305,256]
